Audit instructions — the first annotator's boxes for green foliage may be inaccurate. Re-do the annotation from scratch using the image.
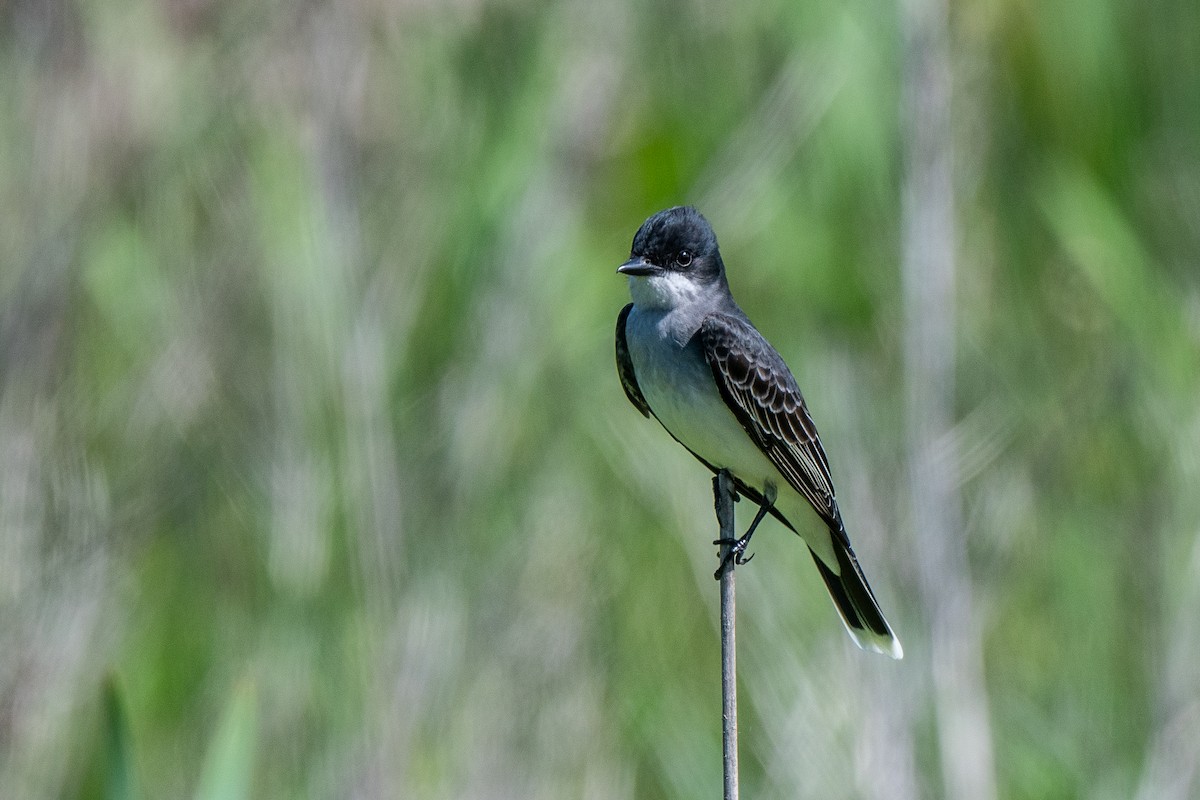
[194,680,258,800]
[103,677,141,800]
[1,0,1197,797]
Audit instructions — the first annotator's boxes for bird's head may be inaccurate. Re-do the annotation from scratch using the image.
[618,207,727,310]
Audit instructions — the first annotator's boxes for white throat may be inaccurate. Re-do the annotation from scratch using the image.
[628,271,705,311]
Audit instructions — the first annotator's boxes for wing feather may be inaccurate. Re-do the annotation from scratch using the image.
[615,303,652,418]
[699,312,841,529]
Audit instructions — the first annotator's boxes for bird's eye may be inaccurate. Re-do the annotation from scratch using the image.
[675,250,693,268]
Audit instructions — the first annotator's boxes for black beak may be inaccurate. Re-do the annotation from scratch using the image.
[617,256,661,277]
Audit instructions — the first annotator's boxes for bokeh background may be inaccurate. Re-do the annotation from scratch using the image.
[3,0,1199,797]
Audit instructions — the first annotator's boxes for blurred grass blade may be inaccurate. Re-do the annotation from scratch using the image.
[102,676,140,800]
[1039,161,1166,338]
[1039,160,1193,392]
[194,679,258,800]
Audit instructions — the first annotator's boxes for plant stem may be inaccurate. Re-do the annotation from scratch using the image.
[714,470,738,800]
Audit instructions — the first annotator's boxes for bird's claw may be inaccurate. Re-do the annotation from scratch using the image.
[713,535,755,579]
[712,478,774,579]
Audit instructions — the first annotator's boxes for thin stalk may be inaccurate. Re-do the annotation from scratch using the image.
[714,470,739,800]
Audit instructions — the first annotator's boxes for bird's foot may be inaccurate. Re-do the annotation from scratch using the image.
[713,497,772,580]
[713,535,756,579]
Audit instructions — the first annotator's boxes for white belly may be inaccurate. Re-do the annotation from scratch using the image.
[624,305,835,563]
[626,308,779,492]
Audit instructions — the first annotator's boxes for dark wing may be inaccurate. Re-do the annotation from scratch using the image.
[698,312,843,533]
[703,313,901,654]
[616,305,799,531]
[615,303,651,418]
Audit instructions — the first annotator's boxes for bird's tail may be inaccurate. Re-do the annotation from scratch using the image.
[810,531,903,659]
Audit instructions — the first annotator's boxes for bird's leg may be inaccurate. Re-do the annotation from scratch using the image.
[713,484,776,580]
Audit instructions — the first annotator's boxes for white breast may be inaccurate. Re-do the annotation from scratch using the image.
[623,302,837,564]
[624,305,778,488]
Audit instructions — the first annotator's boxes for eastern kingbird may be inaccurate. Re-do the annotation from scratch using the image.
[615,206,902,658]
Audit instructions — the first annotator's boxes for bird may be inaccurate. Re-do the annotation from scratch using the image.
[614,206,902,658]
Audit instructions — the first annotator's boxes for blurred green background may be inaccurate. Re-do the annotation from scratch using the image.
[2,0,1199,797]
